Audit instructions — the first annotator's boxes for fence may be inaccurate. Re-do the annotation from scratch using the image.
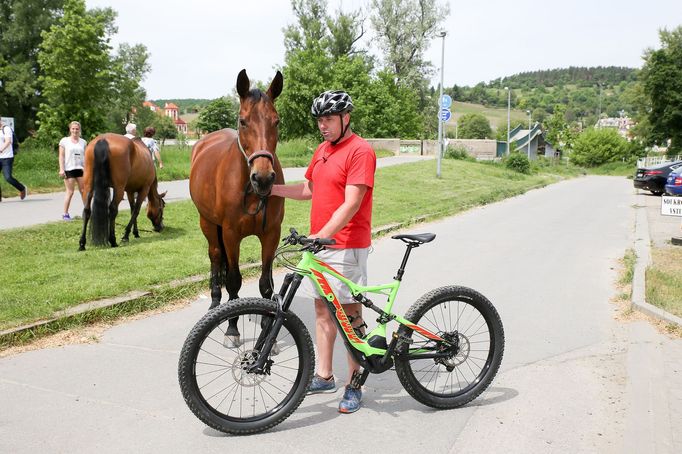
[637,155,682,168]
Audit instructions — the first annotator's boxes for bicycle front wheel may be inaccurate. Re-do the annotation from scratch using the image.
[178,298,314,435]
[395,286,504,409]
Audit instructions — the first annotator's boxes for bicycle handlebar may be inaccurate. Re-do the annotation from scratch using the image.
[283,228,336,248]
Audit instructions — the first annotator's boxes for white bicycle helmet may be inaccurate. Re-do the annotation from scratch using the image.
[311,90,354,117]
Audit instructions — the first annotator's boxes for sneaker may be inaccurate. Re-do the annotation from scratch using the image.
[338,385,362,413]
[20,187,27,200]
[307,374,336,394]
[62,214,72,221]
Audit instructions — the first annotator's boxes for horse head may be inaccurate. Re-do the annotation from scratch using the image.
[147,190,167,232]
[236,69,283,196]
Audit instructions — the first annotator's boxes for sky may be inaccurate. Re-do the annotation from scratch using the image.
[85,0,682,100]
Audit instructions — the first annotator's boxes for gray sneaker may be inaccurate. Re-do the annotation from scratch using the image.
[307,374,336,394]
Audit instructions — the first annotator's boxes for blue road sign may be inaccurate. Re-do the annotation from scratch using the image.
[440,94,452,109]
[440,108,452,122]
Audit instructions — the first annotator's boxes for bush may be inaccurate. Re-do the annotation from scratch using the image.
[504,152,531,174]
[444,145,472,160]
[570,128,632,167]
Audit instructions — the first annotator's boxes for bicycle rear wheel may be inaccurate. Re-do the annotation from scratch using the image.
[395,286,504,409]
[178,298,314,435]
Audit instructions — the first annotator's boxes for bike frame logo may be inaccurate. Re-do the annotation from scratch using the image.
[310,269,363,344]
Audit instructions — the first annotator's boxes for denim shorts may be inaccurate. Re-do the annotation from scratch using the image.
[301,247,369,305]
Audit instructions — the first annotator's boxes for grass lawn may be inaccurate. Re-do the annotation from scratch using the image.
[447,101,529,131]
[0,158,580,335]
[646,245,682,319]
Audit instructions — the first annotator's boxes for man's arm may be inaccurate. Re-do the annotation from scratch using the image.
[312,184,368,239]
[0,126,10,152]
[271,180,313,200]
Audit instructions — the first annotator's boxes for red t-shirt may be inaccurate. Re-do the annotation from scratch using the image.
[305,134,376,248]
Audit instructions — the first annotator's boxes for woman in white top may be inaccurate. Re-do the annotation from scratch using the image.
[141,126,163,169]
[58,121,86,221]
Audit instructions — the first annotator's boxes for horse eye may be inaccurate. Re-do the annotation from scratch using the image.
[239,118,247,128]
[274,119,280,127]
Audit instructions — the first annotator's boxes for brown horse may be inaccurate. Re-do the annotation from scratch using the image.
[79,133,166,250]
[190,69,284,344]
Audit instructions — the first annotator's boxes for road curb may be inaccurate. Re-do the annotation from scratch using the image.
[632,195,682,328]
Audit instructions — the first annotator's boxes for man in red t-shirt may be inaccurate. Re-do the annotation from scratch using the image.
[271,90,376,413]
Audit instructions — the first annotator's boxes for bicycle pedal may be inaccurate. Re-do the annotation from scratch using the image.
[223,334,242,348]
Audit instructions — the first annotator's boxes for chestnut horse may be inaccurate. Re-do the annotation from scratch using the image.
[190,69,284,345]
[79,133,166,250]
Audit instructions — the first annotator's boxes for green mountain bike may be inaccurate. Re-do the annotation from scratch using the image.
[178,228,505,435]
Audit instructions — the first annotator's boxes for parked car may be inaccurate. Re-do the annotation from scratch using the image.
[634,160,682,195]
[665,167,682,196]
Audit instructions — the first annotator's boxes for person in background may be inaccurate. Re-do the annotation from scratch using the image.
[141,126,163,169]
[124,123,137,139]
[271,90,376,414]
[0,116,27,201]
[58,121,86,220]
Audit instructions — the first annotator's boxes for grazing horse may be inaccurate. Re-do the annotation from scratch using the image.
[190,69,284,345]
[79,133,166,250]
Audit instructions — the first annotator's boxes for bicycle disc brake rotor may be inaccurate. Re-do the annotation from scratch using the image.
[437,332,470,369]
[232,349,269,386]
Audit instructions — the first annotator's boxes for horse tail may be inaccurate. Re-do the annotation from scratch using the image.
[90,139,112,246]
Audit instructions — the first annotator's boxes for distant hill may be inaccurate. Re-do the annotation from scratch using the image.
[491,66,638,89]
[445,66,640,129]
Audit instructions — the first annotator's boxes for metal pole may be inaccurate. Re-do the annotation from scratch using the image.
[505,87,510,155]
[527,110,531,159]
[437,31,446,178]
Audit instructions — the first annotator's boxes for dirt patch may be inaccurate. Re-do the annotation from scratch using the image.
[0,295,196,359]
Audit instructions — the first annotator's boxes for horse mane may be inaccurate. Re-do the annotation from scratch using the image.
[247,89,268,103]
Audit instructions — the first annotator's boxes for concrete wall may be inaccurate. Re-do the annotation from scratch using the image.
[365,138,495,160]
[447,139,497,160]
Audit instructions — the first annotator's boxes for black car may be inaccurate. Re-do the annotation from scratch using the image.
[634,160,682,195]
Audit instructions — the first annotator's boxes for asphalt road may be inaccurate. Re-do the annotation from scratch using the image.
[2,175,680,453]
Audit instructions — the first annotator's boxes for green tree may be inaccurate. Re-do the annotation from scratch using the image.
[458,113,492,139]
[543,104,575,150]
[195,97,239,133]
[369,0,449,88]
[570,128,631,167]
[36,0,115,143]
[640,26,682,153]
[0,0,65,140]
[153,114,177,143]
[109,43,150,129]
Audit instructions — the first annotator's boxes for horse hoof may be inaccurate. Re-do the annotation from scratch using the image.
[78,246,85,252]
[121,238,129,243]
[223,334,241,348]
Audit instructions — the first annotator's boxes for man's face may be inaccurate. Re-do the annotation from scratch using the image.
[317,113,348,142]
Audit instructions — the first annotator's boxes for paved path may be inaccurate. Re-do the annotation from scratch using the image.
[0,155,431,230]
[2,176,680,453]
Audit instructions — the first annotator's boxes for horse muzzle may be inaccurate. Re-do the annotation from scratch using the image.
[249,150,276,196]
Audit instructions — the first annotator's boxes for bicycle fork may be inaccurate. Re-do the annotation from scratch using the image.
[246,273,301,374]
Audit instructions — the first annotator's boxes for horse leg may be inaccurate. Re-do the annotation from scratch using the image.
[223,229,243,347]
[108,189,123,248]
[257,227,282,354]
[78,190,94,251]
[122,188,147,242]
[258,227,281,299]
[199,218,224,310]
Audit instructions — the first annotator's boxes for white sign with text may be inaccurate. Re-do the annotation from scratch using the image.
[661,196,682,217]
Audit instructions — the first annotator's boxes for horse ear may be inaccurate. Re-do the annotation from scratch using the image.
[159,191,167,199]
[236,69,250,99]
[267,71,283,100]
